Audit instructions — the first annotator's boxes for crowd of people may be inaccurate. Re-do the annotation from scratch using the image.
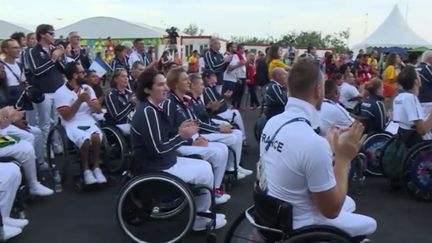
[1,22,432,242]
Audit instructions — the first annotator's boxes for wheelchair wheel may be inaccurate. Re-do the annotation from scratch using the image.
[101,126,129,173]
[116,173,195,243]
[362,132,392,176]
[46,125,70,184]
[403,142,432,200]
[283,230,353,243]
[224,211,267,243]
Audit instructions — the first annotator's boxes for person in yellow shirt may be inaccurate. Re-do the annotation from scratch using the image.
[382,53,401,109]
[267,44,290,76]
[188,50,199,73]
[367,50,379,77]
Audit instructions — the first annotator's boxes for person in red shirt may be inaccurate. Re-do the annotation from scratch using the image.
[246,53,260,109]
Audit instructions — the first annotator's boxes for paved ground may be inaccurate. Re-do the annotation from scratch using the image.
[10,110,432,243]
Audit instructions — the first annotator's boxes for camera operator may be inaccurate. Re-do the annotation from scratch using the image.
[27,24,65,155]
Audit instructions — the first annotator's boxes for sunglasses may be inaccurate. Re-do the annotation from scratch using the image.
[47,31,55,36]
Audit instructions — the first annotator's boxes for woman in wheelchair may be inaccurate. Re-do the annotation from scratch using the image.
[130,68,226,231]
[360,78,387,134]
[163,68,232,204]
[188,73,250,178]
[53,62,107,185]
[105,68,135,135]
[392,66,432,148]
[201,69,247,142]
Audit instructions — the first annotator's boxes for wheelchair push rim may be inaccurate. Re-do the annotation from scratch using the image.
[116,173,196,243]
[362,132,392,176]
[404,142,432,201]
[101,126,128,174]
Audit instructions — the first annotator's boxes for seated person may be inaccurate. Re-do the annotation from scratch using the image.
[0,106,53,196]
[320,80,355,137]
[201,69,247,141]
[130,68,226,231]
[360,78,387,134]
[264,67,288,119]
[53,62,106,185]
[339,72,362,112]
[0,162,24,241]
[129,61,146,92]
[163,68,231,204]
[105,68,135,135]
[259,59,376,238]
[188,73,251,179]
[86,70,104,105]
[393,66,432,148]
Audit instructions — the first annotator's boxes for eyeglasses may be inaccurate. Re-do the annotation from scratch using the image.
[47,31,55,36]
[77,71,86,74]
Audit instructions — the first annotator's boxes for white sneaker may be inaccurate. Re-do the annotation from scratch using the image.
[215,189,231,205]
[29,182,54,197]
[3,217,29,229]
[192,213,227,231]
[84,170,97,185]
[92,168,107,184]
[3,225,22,241]
[238,166,253,176]
[236,171,246,180]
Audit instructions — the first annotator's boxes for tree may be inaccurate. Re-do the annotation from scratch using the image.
[230,36,273,44]
[183,24,204,36]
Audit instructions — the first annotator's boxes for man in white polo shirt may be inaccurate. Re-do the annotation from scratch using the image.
[53,62,106,185]
[258,58,376,238]
[339,72,362,111]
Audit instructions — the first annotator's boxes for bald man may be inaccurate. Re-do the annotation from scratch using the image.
[264,67,288,119]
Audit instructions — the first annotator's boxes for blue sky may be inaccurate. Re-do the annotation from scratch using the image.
[3,0,431,46]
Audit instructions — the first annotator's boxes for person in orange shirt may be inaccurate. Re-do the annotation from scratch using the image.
[267,44,290,76]
[382,53,401,109]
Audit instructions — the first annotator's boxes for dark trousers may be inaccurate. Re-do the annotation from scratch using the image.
[233,78,246,109]
[248,85,260,107]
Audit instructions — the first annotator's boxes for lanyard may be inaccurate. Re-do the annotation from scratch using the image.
[263,117,311,152]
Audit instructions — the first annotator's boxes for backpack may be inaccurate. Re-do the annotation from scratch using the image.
[381,134,408,189]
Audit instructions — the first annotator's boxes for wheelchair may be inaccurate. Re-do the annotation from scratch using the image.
[361,131,393,176]
[380,130,432,200]
[254,113,267,142]
[225,187,366,243]
[116,170,218,243]
[46,121,117,192]
[99,123,131,174]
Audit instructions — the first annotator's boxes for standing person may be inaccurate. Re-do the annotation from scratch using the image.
[157,51,170,71]
[128,38,150,67]
[232,44,247,110]
[187,50,200,73]
[264,67,288,119]
[198,49,207,74]
[145,45,154,64]
[367,50,380,78]
[246,52,260,109]
[28,24,65,154]
[1,39,26,106]
[267,44,289,77]
[258,58,376,238]
[204,38,232,94]
[222,43,240,106]
[110,45,130,73]
[10,32,26,64]
[68,32,91,70]
[129,61,146,92]
[382,53,401,109]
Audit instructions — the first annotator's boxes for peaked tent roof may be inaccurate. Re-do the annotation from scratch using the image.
[57,17,165,39]
[354,5,432,49]
[0,20,31,39]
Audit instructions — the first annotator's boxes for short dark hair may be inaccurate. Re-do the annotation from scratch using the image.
[64,61,80,80]
[136,68,164,101]
[114,45,126,54]
[325,79,338,96]
[333,73,343,81]
[133,38,143,45]
[288,58,321,98]
[35,24,54,41]
[132,61,145,70]
[10,32,25,44]
[397,65,418,90]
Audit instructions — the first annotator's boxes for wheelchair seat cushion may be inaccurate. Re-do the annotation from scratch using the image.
[253,186,293,232]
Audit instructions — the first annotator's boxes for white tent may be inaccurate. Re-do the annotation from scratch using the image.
[0,20,31,39]
[57,17,165,39]
[353,5,432,50]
